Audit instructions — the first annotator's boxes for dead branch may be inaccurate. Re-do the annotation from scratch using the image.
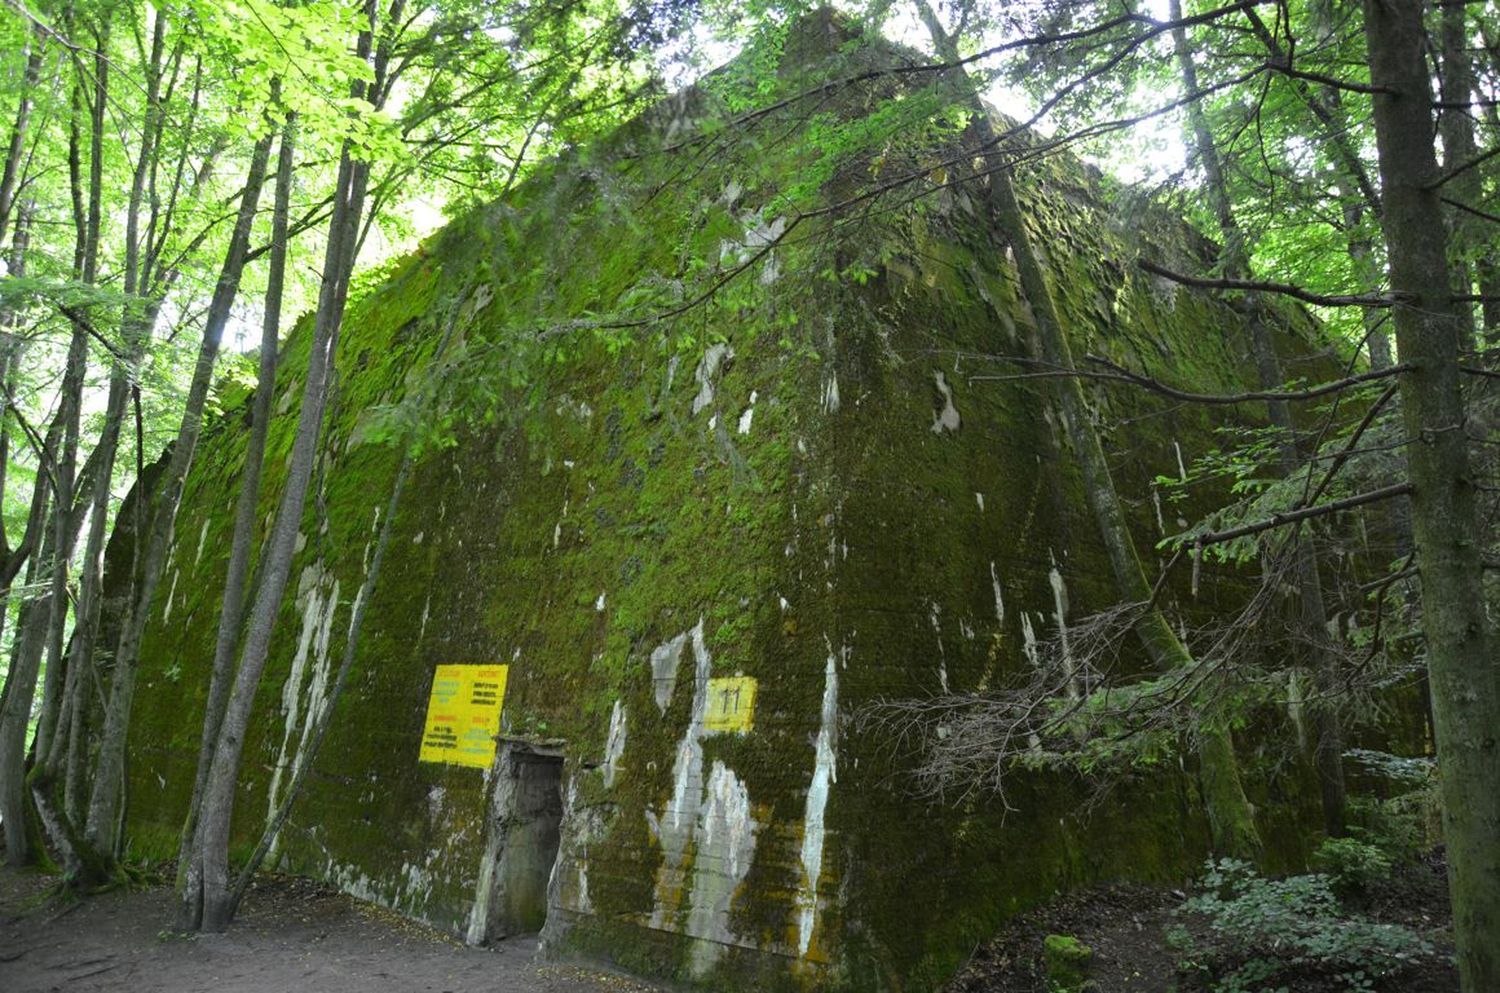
[1188,482,1412,548]
[1138,257,1396,307]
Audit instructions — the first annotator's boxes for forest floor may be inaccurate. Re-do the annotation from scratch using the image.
[1,856,1460,993]
[945,853,1458,993]
[0,867,663,993]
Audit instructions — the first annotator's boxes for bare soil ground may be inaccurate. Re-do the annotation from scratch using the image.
[0,868,663,993]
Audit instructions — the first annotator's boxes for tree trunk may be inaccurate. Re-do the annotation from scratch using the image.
[190,0,399,928]
[227,450,409,919]
[220,262,468,918]
[176,119,294,928]
[80,25,107,286]
[1437,0,1491,343]
[0,201,37,635]
[0,24,43,246]
[84,119,274,857]
[0,266,91,864]
[1170,0,1345,838]
[1436,2,1481,335]
[0,29,112,865]
[1363,4,1500,989]
[915,0,1261,857]
[192,137,371,932]
[0,471,52,866]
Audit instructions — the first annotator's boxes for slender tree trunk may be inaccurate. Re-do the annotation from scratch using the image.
[916,0,1261,856]
[0,272,91,865]
[0,201,36,629]
[221,272,467,918]
[0,25,43,246]
[38,368,125,781]
[0,423,103,865]
[227,451,409,919]
[191,0,398,929]
[0,459,52,865]
[84,119,273,858]
[1170,0,1345,837]
[1364,5,1500,990]
[70,9,204,856]
[193,144,369,932]
[1342,204,1393,370]
[81,25,107,286]
[176,119,294,928]
[1243,9,1379,217]
[27,436,113,780]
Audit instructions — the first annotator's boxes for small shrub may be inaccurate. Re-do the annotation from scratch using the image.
[1344,750,1440,857]
[1313,837,1393,894]
[1170,858,1432,993]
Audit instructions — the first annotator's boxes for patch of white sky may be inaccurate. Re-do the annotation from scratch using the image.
[870,0,1188,184]
[659,0,1188,184]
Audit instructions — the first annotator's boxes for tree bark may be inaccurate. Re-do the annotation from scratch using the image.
[193,140,369,931]
[1437,0,1494,342]
[190,0,397,929]
[0,201,37,633]
[84,117,274,857]
[176,118,294,928]
[1170,0,1345,838]
[916,0,1261,856]
[0,466,52,865]
[227,450,409,919]
[0,24,44,247]
[0,267,92,865]
[1363,4,1500,989]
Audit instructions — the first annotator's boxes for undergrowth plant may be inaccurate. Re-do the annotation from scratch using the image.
[1168,858,1433,993]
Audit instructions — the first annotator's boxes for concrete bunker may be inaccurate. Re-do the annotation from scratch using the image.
[114,13,1363,989]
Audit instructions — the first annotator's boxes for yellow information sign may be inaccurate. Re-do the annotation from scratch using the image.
[704,676,757,733]
[419,664,509,768]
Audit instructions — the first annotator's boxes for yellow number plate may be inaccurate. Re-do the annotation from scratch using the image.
[704,676,757,733]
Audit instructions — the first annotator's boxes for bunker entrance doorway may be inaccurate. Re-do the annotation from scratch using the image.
[485,747,564,940]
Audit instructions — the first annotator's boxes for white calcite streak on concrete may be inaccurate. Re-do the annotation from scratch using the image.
[686,761,757,977]
[931,370,961,433]
[796,649,839,958]
[991,561,1006,624]
[266,564,339,851]
[692,344,734,415]
[1021,611,1041,668]
[1049,564,1077,698]
[604,700,627,788]
[822,373,840,413]
[651,627,693,714]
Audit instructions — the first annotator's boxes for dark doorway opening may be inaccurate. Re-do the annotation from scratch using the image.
[491,750,564,938]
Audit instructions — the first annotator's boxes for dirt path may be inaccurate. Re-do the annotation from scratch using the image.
[0,868,662,993]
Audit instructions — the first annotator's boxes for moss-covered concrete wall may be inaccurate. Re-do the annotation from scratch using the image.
[120,12,1341,992]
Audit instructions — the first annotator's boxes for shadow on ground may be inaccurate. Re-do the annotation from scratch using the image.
[1,867,662,993]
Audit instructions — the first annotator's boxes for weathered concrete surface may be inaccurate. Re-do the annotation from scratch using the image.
[117,11,1343,992]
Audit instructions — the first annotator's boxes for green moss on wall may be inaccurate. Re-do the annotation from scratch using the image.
[117,12,1353,993]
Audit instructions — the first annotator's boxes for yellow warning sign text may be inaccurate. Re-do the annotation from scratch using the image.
[419,664,509,768]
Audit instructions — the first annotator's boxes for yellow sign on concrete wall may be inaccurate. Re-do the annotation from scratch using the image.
[704,676,757,733]
[419,664,509,768]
